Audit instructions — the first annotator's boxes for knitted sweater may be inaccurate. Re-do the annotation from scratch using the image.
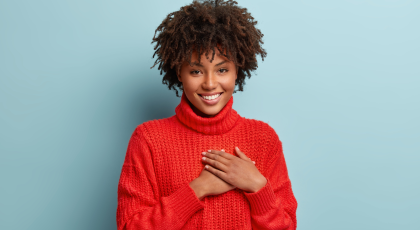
[117,92,298,230]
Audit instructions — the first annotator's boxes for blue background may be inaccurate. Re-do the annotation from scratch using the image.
[1,0,419,229]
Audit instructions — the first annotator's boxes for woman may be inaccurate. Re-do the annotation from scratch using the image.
[117,0,298,229]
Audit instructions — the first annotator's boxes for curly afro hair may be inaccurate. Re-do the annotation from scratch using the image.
[151,0,267,97]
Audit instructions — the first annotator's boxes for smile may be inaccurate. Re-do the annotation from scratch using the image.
[198,93,223,105]
[200,93,222,100]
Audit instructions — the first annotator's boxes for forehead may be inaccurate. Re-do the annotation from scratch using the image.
[189,46,231,64]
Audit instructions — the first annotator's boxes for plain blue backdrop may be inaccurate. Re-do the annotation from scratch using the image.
[0,0,419,229]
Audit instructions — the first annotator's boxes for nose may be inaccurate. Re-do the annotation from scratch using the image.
[202,72,218,90]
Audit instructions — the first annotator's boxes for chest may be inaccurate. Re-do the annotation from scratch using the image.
[148,129,270,195]
[147,129,270,229]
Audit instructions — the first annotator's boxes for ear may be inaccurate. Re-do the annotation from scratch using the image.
[176,64,184,82]
[177,69,182,82]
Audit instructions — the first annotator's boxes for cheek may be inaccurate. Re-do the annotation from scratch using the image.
[221,75,237,90]
[181,77,199,90]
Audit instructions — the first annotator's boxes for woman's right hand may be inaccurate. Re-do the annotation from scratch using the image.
[189,166,235,200]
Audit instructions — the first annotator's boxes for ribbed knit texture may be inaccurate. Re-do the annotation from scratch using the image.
[117,92,298,230]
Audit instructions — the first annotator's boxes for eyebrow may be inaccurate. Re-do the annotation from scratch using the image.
[193,60,228,67]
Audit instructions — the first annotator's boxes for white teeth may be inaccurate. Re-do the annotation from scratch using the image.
[201,93,221,100]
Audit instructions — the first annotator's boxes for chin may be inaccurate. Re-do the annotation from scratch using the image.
[206,99,229,115]
[199,106,220,116]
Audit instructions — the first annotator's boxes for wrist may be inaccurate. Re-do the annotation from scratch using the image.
[249,176,267,193]
[189,179,207,200]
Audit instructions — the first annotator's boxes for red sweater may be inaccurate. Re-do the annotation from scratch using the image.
[117,92,298,230]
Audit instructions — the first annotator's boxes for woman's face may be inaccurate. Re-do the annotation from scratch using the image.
[178,49,237,117]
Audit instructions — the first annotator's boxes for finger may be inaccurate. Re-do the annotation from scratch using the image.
[203,152,231,166]
[202,156,229,172]
[207,149,234,160]
[204,164,228,180]
[234,147,251,161]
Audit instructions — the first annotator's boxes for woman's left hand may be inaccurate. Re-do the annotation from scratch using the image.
[202,147,267,193]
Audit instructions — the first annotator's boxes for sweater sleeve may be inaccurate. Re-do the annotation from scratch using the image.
[116,125,205,230]
[243,135,298,230]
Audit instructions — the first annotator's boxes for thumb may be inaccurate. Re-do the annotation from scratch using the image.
[235,147,252,162]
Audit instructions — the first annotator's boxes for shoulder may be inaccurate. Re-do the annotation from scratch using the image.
[132,115,178,141]
[239,117,279,140]
[238,116,282,152]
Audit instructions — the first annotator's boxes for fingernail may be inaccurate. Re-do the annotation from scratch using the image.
[235,147,239,151]
[221,149,225,152]
[202,152,206,155]
[202,157,206,161]
[208,150,211,152]
[205,165,209,169]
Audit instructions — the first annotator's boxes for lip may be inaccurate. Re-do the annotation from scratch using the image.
[198,92,223,96]
[198,92,223,105]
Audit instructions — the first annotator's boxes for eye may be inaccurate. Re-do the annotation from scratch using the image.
[219,68,228,73]
[190,70,201,75]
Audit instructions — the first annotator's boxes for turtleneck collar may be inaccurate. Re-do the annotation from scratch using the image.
[175,92,241,135]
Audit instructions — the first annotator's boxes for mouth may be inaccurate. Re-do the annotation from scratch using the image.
[197,92,223,105]
[198,92,223,100]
